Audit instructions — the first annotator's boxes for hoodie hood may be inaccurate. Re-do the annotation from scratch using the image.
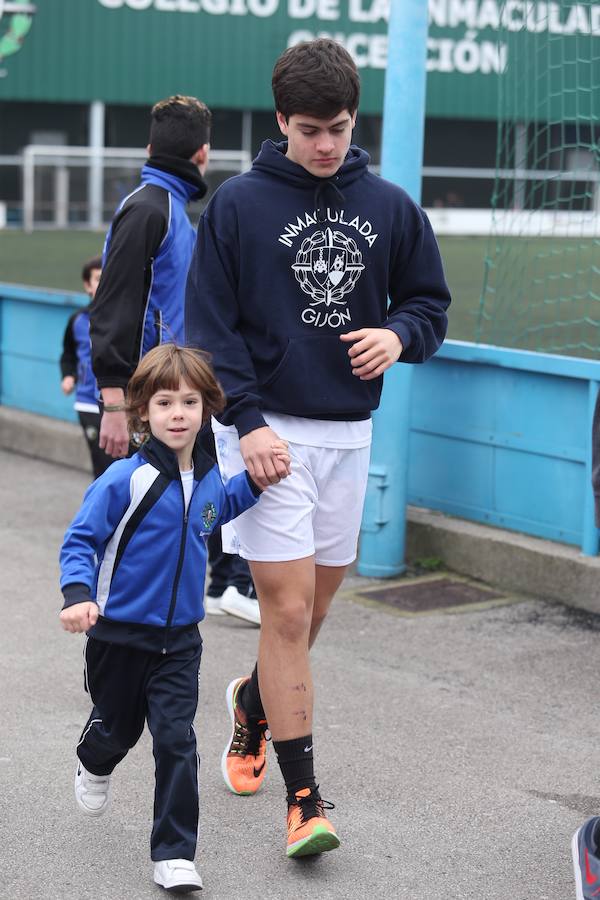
[252,140,370,224]
[253,140,369,186]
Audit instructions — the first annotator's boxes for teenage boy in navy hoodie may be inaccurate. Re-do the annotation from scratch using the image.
[90,94,259,624]
[185,39,451,858]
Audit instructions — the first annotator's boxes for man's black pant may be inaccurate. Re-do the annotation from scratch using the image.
[78,636,202,861]
[77,410,113,479]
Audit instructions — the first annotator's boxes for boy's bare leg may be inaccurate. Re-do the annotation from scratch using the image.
[250,559,349,738]
[309,564,348,647]
[250,556,316,741]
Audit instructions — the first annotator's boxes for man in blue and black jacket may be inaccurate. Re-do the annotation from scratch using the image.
[90,95,258,621]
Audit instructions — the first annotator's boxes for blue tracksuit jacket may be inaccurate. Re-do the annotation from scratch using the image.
[60,433,260,651]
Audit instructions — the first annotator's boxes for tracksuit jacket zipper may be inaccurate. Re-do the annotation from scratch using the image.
[162,480,196,654]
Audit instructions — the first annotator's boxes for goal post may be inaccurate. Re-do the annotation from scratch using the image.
[21,145,252,232]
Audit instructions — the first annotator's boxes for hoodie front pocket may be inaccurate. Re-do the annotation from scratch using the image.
[259,334,382,417]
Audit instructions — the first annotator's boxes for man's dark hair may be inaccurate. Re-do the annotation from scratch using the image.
[81,256,102,283]
[149,95,212,160]
[272,39,360,120]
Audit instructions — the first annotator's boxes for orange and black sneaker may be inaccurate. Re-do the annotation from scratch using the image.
[286,786,340,858]
[221,676,269,796]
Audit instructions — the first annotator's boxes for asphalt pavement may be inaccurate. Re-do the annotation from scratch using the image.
[0,447,597,900]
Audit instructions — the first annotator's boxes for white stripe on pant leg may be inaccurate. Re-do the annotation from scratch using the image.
[77,719,103,749]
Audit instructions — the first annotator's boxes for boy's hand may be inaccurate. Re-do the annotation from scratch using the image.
[61,375,75,395]
[59,601,99,633]
[340,328,403,380]
[240,427,291,490]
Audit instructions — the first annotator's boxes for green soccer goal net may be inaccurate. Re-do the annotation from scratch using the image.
[477,1,600,357]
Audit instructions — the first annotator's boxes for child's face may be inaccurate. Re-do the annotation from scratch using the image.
[142,378,204,468]
[277,109,356,179]
[83,268,102,300]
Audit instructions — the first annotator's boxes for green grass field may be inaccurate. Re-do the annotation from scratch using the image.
[0,230,483,342]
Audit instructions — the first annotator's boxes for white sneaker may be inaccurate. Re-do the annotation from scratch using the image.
[153,859,203,893]
[204,593,226,616]
[74,761,110,816]
[220,585,261,626]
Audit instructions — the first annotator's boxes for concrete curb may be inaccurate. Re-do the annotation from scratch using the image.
[3,405,600,613]
[0,406,91,474]
[406,505,600,612]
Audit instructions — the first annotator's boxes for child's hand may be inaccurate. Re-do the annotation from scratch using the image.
[271,440,291,479]
[59,601,99,633]
[61,376,75,395]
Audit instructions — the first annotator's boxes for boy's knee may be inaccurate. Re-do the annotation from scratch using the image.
[264,598,311,644]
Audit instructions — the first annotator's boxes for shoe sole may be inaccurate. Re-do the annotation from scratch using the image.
[153,876,203,893]
[220,600,260,626]
[287,825,341,858]
[221,678,260,796]
[204,606,227,616]
[571,827,585,900]
[74,766,109,817]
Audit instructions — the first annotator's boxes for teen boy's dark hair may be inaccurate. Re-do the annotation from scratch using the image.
[126,343,225,440]
[272,39,360,120]
[149,95,212,160]
[81,256,102,284]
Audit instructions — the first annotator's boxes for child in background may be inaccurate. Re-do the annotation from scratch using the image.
[59,343,289,893]
[60,256,112,478]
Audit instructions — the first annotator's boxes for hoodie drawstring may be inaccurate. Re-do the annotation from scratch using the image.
[314,180,346,223]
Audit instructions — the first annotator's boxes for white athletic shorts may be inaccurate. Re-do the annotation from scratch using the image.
[214,430,371,566]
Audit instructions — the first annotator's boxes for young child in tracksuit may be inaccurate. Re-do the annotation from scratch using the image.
[60,256,112,479]
[59,343,289,893]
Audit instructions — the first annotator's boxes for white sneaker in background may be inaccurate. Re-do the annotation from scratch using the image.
[74,761,110,816]
[220,585,261,626]
[204,593,227,616]
[153,859,203,893]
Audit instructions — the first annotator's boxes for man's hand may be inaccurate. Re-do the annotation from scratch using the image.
[59,601,99,634]
[99,387,129,458]
[61,375,75,395]
[340,328,403,380]
[240,427,291,490]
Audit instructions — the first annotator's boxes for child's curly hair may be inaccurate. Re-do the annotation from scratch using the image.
[126,343,225,444]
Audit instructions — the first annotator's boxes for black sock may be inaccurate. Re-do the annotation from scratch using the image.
[239,664,266,721]
[273,735,317,799]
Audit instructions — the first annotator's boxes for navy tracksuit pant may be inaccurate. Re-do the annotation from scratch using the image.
[78,636,202,861]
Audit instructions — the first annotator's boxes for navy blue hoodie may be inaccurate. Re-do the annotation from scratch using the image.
[185,141,450,437]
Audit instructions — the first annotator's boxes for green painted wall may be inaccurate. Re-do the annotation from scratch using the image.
[0,0,599,118]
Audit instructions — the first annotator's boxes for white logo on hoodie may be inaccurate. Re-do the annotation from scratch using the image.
[292,228,364,328]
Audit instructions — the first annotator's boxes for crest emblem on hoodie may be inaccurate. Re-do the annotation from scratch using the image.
[293,228,364,312]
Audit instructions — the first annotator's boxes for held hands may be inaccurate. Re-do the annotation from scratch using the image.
[59,601,99,634]
[340,328,403,380]
[61,375,75,395]
[240,427,291,491]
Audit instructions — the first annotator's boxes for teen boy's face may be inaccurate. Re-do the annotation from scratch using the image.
[276,109,356,179]
[84,268,102,300]
[142,378,204,469]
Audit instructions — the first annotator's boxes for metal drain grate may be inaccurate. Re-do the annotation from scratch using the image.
[358,578,504,613]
